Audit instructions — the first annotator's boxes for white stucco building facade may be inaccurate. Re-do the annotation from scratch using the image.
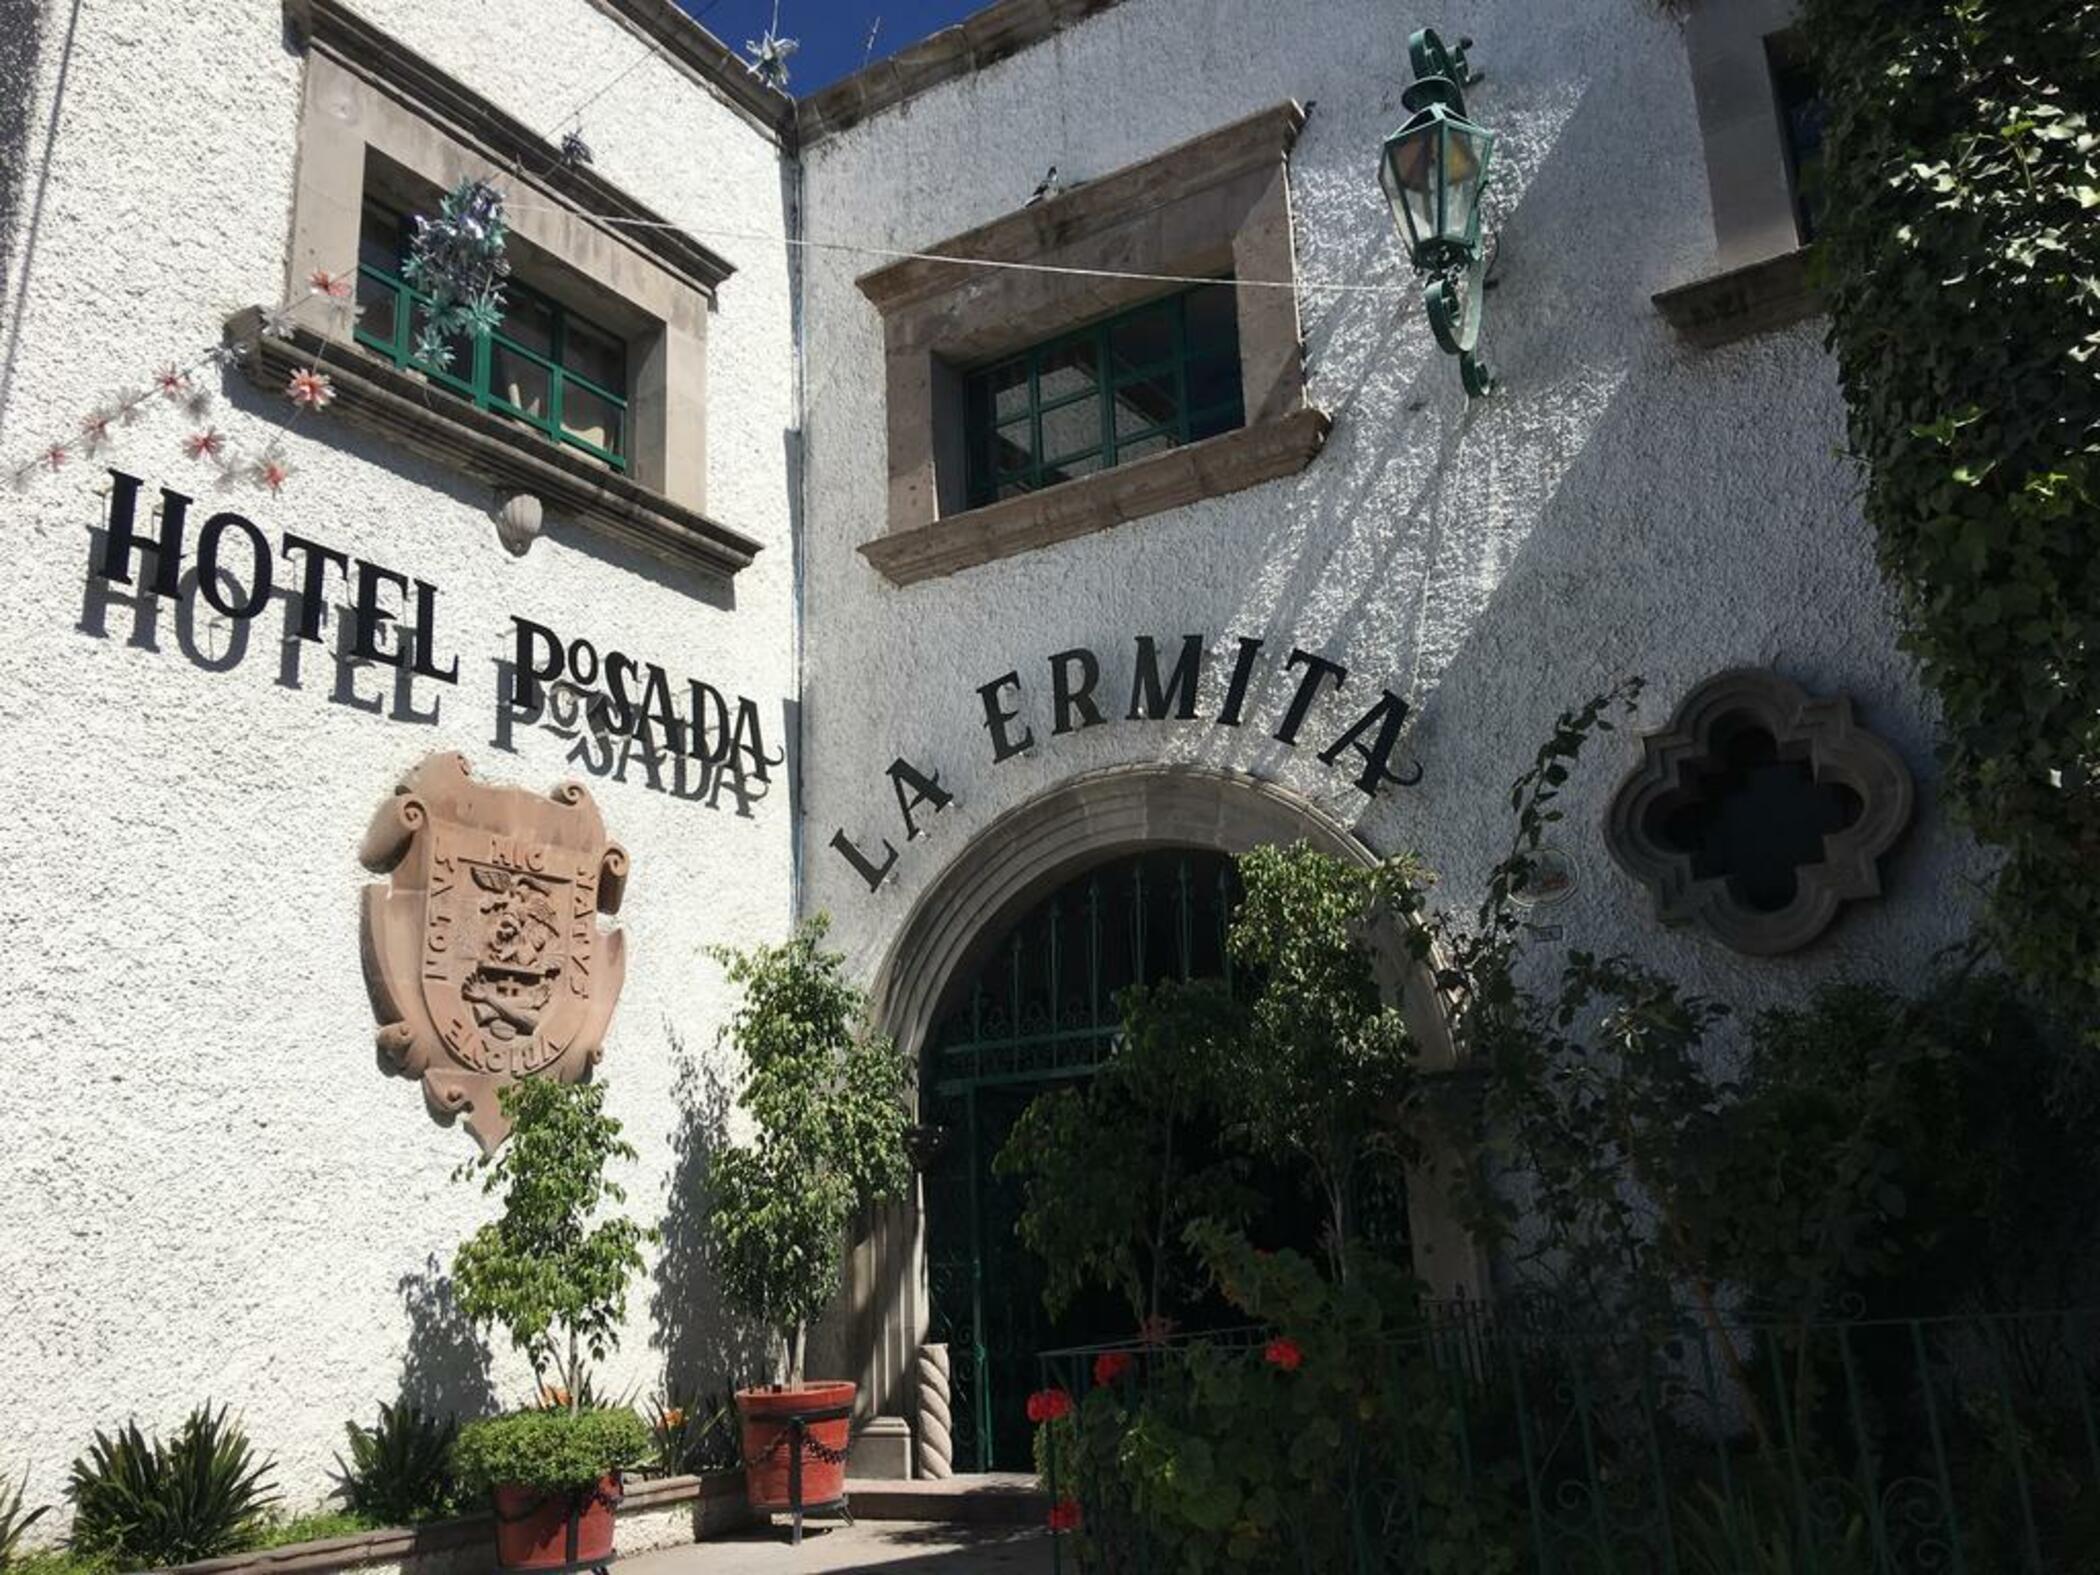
[0,0,1979,1521]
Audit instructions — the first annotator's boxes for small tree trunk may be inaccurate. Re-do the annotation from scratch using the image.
[786,1323,805,1387]
[568,1328,581,1416]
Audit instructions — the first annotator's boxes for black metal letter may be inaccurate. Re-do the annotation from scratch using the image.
[1128,634,1204,721]
[98,470,186,598]
[509,617,565,711]
[194,512,272,621]
[686,680,731,763]
[978,671,1035,762]
[889,757,954,841]
[1214,635,1265,727]
[352,560,410,669]
[409,578,459,684]
[279,532,349,643]
[830,828,899,891]
[1319,691,1425,795]
[1049,647,1104,736]
[1274,648,1348,745]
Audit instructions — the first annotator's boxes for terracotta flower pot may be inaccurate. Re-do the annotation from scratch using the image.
[491,1474,621,1571]
[736,1381,857,1513]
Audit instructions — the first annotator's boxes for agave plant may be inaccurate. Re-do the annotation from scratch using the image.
[0,1470,50,1569]
[68,1404,278,1567]
[334,1402,458,1527]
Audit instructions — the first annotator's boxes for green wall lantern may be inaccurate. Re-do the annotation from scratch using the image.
[1379,28,1498,398]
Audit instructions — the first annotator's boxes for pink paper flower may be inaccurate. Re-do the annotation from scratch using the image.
[253,455,292,493]
[183,428,226,462]
[285,368,335,409]
[155,365,190,399]
[308,268,352,299]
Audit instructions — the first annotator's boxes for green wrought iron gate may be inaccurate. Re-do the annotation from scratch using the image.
[921,847,1241,1471]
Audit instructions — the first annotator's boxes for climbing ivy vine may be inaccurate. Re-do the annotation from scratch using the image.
[1800,0,2100,1026]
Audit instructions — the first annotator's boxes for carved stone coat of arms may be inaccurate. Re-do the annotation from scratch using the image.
[359,753,630,1151]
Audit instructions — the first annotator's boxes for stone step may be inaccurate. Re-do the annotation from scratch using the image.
[843,1474,1049,1526]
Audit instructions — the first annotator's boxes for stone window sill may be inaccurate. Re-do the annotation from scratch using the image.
[858,406,1330,587]
[225,308,762,580]
[1652,246,1820,349]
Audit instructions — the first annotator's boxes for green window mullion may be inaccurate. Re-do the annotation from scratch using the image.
[1096,320,1115,468]
[550,303,568,447]
[1026,349,1043,494]
[1172,293,1192,446]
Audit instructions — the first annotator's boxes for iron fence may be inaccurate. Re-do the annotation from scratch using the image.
[1038,1303,2100,1574]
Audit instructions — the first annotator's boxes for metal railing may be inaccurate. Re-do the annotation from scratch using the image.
[1038,1303,2100,1573]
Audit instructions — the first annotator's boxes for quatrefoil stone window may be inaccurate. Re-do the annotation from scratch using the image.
[1604,670,1915,955]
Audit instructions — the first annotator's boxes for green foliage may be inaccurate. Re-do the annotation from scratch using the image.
[1215,846,1428,1280]
[997,979,1255,1324]
[1058,1227,1522,1575]
[706,915,913,1382]
[333,1402,458,1526]
[0,1472,49,1570]
[249,1510,380,1549]
[452,1408,650,1496]
[452,1079,651,1408]
[66,1405,279,1568]
[1673,1473,1869,1575]
[1802,0,2100,1027]
[645,1384,741,1475]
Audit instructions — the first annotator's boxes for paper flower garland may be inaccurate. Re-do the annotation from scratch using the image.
[400,177,512,372]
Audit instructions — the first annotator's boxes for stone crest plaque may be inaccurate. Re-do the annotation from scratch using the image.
[360,752,630,1150]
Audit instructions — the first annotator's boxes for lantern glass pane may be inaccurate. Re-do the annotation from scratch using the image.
[1439,121,1493,247]
[1379,120,1443,254]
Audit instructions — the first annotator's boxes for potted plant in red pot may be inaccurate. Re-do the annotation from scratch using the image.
[708,917,912,1530]
[451,1079,652,1570]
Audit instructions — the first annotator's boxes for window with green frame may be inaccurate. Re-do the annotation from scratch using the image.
[963,281,1244,509]
[355,200,630,470]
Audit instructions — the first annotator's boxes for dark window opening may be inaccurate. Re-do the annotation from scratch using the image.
[354,199,629,470]
[962,282,1245,510]
[1767,34,1827,244]
[1644,713,1863,913]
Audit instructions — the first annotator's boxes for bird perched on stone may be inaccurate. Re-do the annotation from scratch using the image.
[1026,165,1063,205]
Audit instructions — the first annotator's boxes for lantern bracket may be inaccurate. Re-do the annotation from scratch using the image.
[1392,26,1498,400]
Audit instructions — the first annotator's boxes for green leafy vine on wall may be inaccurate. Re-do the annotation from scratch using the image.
[1801,0,2100,1026]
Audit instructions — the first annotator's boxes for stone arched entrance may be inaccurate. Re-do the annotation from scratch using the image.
[823,765,1488,1454]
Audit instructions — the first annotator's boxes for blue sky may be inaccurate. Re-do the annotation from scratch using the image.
[678,0,990,93]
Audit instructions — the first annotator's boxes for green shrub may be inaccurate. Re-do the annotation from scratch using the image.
[334,1402,458,1526]
[452,1409,650,1496]
[250,1510,378,1550]
[67,1405,278,1567]
[1,1471,49,1569]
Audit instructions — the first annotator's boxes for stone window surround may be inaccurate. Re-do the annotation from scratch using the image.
[854,100,1328,588]
[271,0,761,579]
[1604,668,1916,956]
[1653,0,1819,349]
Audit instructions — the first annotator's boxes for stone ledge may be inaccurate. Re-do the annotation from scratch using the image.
[145,1473,749,1575]
[587,0,797,146]
[857,101,1307,318]
[799,0,1130,142]
[858,407,1330,587]
[1652,246,1821,349]
[225,310,763,582]
[283,0,737,300]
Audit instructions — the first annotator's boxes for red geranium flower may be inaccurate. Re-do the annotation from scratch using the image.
[1025,1387,1074,1424]
[1047,1497,1082,1533]
[1263,1337,1304,1372]
[1093,1351,1134,1387]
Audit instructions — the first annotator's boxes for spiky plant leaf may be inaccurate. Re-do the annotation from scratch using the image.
[334,1403,457,1527]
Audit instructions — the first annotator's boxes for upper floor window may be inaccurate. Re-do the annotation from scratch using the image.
[1766,35,1826,242]
[963,283,1245,508]
[355,201,630,472]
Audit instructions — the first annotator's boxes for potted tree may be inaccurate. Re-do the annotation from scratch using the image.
[707,917,912,1522]
[450,1079,652,1570]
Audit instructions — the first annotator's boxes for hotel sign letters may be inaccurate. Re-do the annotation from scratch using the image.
[90,471,777,792]
[829,634,1424,892]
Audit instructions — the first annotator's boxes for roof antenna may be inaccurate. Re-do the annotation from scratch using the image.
[862,15,882,70]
